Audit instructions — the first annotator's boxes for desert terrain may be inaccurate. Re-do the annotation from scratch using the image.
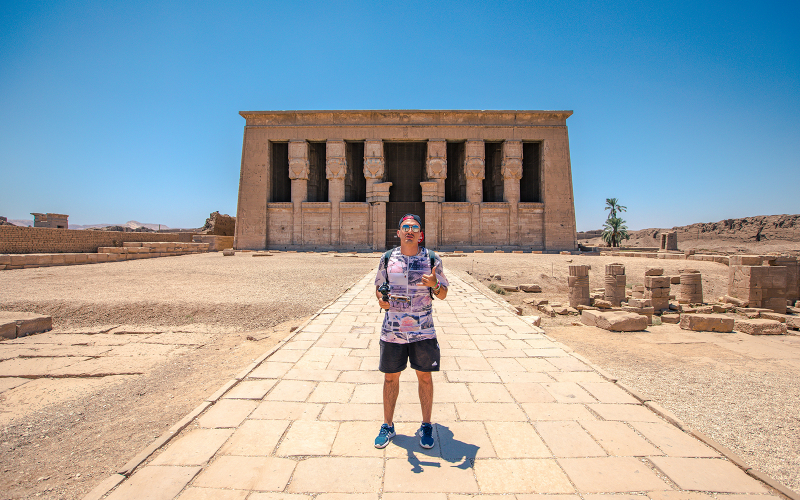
[1,250,799,498]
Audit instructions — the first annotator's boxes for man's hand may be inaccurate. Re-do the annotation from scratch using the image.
[378,297,390,310]
[421,272,437,288]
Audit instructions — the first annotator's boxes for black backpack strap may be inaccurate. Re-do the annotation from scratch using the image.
[382,248,394,282]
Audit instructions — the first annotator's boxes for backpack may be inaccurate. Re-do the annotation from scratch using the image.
[382,247,438,297]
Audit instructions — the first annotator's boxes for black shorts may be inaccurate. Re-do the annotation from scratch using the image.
[379,338,441,373]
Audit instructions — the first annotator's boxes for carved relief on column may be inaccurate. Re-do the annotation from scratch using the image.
[288,140,310,180]
[326,140,347,181]
[364,140,385,202]
[426,139,447,203]
[464,139,485,204]
[501,140,523,181]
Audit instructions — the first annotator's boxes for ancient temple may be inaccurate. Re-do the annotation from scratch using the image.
[234,110,576,251]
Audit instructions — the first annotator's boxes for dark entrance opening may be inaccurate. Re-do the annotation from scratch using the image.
[307,142,328,202]
[345,141,366,202]
[445,141,466,202]
[521,142,541,202]
[270,142,290,202]
[384,142,426,249]
[483,141,503,202]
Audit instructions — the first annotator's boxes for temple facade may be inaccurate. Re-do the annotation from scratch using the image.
[234,110,576,252]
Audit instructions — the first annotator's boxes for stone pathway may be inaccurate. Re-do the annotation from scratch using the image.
[92,272,781,500]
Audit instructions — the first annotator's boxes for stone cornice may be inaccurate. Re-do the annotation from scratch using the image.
[239,110,572,127]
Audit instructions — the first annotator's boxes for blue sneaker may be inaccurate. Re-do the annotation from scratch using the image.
[418,422,434,449]
[374,423,396,449]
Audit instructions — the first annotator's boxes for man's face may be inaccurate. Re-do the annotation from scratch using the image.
[397,221,421,244]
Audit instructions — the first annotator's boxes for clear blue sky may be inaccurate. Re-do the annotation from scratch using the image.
[1,0,798,231]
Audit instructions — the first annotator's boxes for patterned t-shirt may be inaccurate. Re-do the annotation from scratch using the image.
[374,247,449,344]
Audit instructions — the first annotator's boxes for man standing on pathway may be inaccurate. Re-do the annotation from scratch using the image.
[374,214,449,449]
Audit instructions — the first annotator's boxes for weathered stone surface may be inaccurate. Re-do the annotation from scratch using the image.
[594,312,648,332]
[0,312,52,337]
[519,284,542,293]
[723,295,746,306]
[645,268,664,276]
[734,318,788,335]
[787,316,800,331]
[501,285,519,292]
[759,311,787,322]
[660,314,680,324]
[679,314,734,333]
[0,320,16,339]
[222,248,235,256]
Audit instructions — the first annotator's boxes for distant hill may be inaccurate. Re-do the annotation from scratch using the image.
[579,214,800,254]
[6,220,173,230]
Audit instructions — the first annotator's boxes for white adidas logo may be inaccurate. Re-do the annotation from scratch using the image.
[431,361,438,366]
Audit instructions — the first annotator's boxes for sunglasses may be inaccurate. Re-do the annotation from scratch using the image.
[400,224,421,233]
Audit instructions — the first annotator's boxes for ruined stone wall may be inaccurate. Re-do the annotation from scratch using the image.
[0,226,194,254]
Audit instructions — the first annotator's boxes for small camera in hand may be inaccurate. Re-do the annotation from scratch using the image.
[378,282,390,304]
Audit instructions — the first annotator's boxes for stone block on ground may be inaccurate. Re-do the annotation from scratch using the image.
[735,319,788,335]
[501,285,519,292]
[723,295,746,306]
[1,320,16,339]
[593,299,612,309]
[660,314,680,324]
[759,312,787,322]
[519,284,542,293]
[594,311,649,332]
[645,268,664,276]
[0,312,52,337]
[786,316,800,331]
[679,314,734,333]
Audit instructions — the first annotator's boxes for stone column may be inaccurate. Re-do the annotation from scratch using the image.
[464,140,484,245]
[568,265,591,308]
[644,270,671,312]
[679,271,703,304]
[502,140,523,247]
[326,140,347,247]
[288,140,309,247]
[369,183,392,251]
[363,140,385,250]
[425,139,447,248]
[604,263,626,306]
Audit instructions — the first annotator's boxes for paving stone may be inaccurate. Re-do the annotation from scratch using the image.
[337,370,385,383]
[431,382,474,402]
[542,382,598,403]
[474,459,574,493]
[264,380,316,401]
[588,403,663,422]
[330,421,386,457]
[437,422,496,460]
[524,348,568,357]
[383,494,446,500]
[197,400,258,428]
[646,492,714,499]
[455,402,527,421]
[521,402,597,420]
[349,384,382,404]
[497,371,554,383]
[484,421,551,457]
[515,495,581,500]
[505,382,557,403]
[249,401,323,420]
[283,368,341,382]
[308,381,356,403]
[327,356,362,370]
[288,457,383,493]
[548,371,605,383]
[267,349,304,363]
[546,356,593,372]
[649,457,767,493]
[0,356,88,377]
[223,379,278,399]
[445,370,502,383]
[176,486,250,499]
[283,340,315,350]
[383,457,479,493]
[558,457,671,492]
[219,419,291,456]
[517,357,558,372]
[394,402,458,422]
[277,420,338,456]
[579,420,663,456]
[486,357,527,372]
[50,356,161,376]
[535,421,606,457]
[316,494,378,500]
[320,402,383,421]
[582,496,643,500]
[630,421,719,457]
[105,465,201,500]
[0,377,29,393]
[578,382,639,404]
[247,361,294,379]
[150,428,234,465]
[467,382,515,402]
[192,456,295,491]
[484,349,528,357]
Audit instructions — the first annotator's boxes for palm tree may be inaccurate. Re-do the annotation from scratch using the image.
[602,216,630,247]
[605,198,627,219]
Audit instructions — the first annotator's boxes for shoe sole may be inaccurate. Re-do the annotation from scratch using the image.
[374,432,396,449]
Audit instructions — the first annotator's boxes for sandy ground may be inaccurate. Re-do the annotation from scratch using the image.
[1,251,798,498]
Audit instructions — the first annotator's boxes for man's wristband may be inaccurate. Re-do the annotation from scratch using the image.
[433,283,442,293]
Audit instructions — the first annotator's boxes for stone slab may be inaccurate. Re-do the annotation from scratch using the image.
[288,457,383,493]
[735,318,788,335]
[197,400,258,428]
[534,421,606,457]
[249,401,323,420]
[383,457,479,493]
[223,379,278,399]
[277,420,338,456]
[105,465,201,500]
[474,459,574,493]
[629,421,719,457]
[176,487,250,500]
[588,403,663,422]
[192,456,295,491]
[437,422,497,460]
[680,314,735,333]
[558,457,671,492]
[219,419,291,456]
[330,421,387,457]
[579,420,663,456]
[150,428,234,465]
[649,457,767,493]
[522,402,598,421]
[484,421,551,457]
[454,402,527,421]
[0,311,52,337]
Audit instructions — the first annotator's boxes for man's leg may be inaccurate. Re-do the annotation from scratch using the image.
[383,372,401,424]
[415,370,433,423]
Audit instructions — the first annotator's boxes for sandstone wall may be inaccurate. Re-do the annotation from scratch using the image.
[0,226,194,254]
